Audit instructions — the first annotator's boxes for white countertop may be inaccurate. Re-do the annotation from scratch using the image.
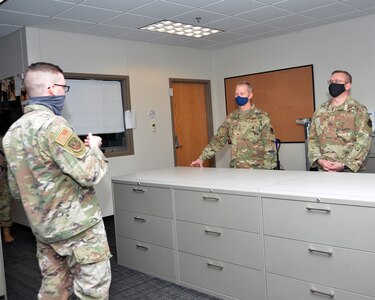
[112,167,305,193]
[112,167,375,206]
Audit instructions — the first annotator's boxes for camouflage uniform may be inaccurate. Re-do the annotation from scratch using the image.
[0,136,12,228]
[308,96,372,172]
[3,104,112,299]
[200,105,277,169]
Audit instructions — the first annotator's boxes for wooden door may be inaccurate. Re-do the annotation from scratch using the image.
[171,81,213,167]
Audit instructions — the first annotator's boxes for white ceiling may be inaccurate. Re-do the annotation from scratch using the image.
[1,0,375,50]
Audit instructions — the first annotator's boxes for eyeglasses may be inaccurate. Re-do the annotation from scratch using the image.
[54,84,70,92]
[50,84,70,92]
[327,80,348,85]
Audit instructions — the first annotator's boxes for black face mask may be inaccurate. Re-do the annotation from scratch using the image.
[329,83,346,97]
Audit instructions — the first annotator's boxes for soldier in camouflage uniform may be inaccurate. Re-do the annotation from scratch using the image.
[0,135,14,243]
[308,70,372,172]
[2,62,111,299]
[191,81,276,169]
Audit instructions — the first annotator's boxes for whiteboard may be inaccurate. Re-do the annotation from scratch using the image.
[62,79,125,135]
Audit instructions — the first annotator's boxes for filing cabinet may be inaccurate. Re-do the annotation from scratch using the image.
[112,167,375,300]
[113,182,176,280]
[175,188,264,300]
[263,196,375,299]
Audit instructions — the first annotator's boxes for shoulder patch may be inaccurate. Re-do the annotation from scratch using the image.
[55,126,73,146]
[55,126,86,159]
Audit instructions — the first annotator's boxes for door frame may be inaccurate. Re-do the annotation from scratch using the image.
[169,78,215,167]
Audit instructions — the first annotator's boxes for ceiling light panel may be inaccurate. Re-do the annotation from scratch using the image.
[140,20,223,38]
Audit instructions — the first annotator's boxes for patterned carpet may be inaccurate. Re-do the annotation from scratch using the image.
[3,216,220,300]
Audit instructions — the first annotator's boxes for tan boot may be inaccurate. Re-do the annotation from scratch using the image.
[2,227,14,243]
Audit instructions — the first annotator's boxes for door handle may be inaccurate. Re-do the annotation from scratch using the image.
[310,287,334,298]
[174,136,182,149]
[308,246,333,256]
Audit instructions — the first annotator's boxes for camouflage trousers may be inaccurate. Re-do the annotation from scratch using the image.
[0,178,12,227]
[36,220,112,300]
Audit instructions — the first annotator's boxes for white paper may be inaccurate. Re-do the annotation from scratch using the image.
[125,110,137,129]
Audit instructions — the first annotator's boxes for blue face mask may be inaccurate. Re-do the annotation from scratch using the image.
[28,95,65,116]
[235,96,249,106]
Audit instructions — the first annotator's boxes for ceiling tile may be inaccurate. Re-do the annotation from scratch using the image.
[0,0,374,50]
[172,9,227,25]
[80,0,154,12]
[0,0,74,16]
[57,0,83,3]
[264,14,316,28]
[120,29,166,41]
[102,13,159,28]
[342,0,375,10]
[37,18,94,32]
[205,17,255,31]
[257,0,288,4]
[232,23,279,36]
[275,0,337,13]
[79,24,132,38]
[236,5,292,22]
[165,0,220,8]
[324,10,369,22]
[205,31,248,42]
[128,0,193,19]
[56,5,122,23]
[302,3,358,19]
[0,11,48,26]
[286,20,328,32]
[203,0,265,16]
[255,28,291,39]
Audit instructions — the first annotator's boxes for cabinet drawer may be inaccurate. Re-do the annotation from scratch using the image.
[267,273,375,300]
[115,210,173,248]
[175,189,260,232]
[263,197,375,252]
[117,236,175,280]
[176,220,261,269]
[265,236,375,297]
[113,183,172,218]
[369,137,375,155]
[365,157,375,173]
[179,252,264,300]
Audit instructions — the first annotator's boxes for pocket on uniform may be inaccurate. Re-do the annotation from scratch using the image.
[73,240,112,265]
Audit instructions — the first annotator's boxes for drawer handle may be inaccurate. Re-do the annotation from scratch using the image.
[306,206,331,213]
[136,244,149,251]
[132,188,146,193]
[308,247,333,256]
[202,195,219,201]
[134,216,147,222]
[204,229,222,236]
[310,287,334,298]
[206,262,224,271]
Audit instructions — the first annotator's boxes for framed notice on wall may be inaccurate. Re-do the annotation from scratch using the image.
[224,65,315,143]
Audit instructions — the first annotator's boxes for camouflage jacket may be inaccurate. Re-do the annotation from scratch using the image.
[2,104,108,243]
[308,96,372,172]
[200,105,277,169]
[0,136,6,179]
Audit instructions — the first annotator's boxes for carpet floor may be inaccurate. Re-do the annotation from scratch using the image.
[2,216,220,300]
